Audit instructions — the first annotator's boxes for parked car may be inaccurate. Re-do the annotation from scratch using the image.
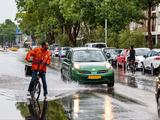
[52,47,60,57]
[85,43,106,48]
[61,47,114,87]
[50,44,60,57]
[134,48,150,69]
[59,47,70,58]
[117,49,128,68]
[155,76,160,116]
[50,43,59,49]
[102,48,123,65]
[141,49,160,75]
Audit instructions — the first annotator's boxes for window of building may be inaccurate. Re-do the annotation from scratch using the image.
[152,13,156,32]
[152,5,156,11]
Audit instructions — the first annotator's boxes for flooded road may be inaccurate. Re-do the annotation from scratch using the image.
[0,50,159,120]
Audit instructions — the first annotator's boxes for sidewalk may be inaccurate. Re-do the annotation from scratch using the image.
[0,48,7,52]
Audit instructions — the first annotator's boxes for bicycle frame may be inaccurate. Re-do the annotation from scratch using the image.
[31,64,42,100]
[32,74,41,100]
[128,60,137,75]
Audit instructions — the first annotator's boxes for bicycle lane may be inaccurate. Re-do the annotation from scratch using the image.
[0,93,23,120]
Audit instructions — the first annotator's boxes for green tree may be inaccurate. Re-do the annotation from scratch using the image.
[0,19,16,47]
[16,0,106,46]
[16,0,58,44]
[98,0,143,32]
[56,33,70,46]
[95,0,144,47]
[87,25,104,43]
[119,29,146,48]
[108,32,119,48]
[15,0,144,47]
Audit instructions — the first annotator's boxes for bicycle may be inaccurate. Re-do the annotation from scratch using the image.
[31,72,41,100]
[25,64,41,100]
[128,60,137,76]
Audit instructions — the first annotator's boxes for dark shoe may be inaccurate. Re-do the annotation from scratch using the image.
[44,95,47,100]
[27,91,31,96]
[30,91,34,99]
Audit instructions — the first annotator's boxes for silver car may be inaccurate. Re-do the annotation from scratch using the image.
[142,49,160,75]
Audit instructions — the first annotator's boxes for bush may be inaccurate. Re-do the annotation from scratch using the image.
[108,32,119,48]
[9,47,19,51]
[119,29,146,48]
[81,25,105,46]
[56,34,70,47]
[155,43,160,48]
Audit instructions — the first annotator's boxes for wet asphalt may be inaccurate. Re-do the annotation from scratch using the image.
[0,50,159,120]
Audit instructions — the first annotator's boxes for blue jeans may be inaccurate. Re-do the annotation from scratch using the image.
[28,70,48,96]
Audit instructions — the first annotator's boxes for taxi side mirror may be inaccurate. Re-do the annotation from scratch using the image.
[63,58,71,63]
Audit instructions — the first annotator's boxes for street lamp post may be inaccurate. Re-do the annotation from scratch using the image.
[105,19,108,47]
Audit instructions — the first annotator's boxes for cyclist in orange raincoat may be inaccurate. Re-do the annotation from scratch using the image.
[25,42,51,99]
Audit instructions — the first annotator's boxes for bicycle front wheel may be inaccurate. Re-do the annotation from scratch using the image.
[33,81,41,100]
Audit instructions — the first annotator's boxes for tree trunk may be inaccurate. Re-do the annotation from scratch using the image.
[65,22,80,47]
[147,6,153,49]
[46,31,55,44]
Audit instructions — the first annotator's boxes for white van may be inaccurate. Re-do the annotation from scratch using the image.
[85,43,106,48]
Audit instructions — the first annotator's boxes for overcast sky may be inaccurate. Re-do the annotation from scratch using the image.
[0,0,17,23]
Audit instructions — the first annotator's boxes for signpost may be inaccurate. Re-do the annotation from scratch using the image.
[15,27,22,47]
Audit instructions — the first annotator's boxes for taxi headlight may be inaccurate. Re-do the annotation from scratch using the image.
[74,63,80,69]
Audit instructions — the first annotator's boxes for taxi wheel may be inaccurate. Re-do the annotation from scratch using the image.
[142,63,145,75]
[108,82,114,88]
[151,64,154,76]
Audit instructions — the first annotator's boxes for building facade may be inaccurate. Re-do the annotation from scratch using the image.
[151,5,160,45]
[130,5,160,45]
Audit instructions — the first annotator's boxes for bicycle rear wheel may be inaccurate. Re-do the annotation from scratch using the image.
[131,64,136,75]
[33,80,41,100]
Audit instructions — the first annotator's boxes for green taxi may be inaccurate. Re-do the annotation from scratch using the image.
[61,47,114,87]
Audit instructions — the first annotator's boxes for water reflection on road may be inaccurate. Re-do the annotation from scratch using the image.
[60,89,115,120]
[59,87,152,120]
[19,88,142,120]
[115,67,155,92]
[17,98,69,120]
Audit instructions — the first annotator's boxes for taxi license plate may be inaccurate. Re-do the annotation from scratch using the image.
[88,75,101,79]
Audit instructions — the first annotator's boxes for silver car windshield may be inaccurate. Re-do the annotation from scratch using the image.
[136,49,150,56]
[73,50,106,62]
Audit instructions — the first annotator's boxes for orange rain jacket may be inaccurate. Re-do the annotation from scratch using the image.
[25,47,51,72]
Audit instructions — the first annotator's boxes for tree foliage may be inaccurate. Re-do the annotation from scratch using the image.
[99,0,144,33]
[15,0,145,47]
[108,32,119,48]
[119,29,146,48]
[0,19,17,47]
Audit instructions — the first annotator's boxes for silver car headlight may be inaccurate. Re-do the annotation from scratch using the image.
[106,63,113,70]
